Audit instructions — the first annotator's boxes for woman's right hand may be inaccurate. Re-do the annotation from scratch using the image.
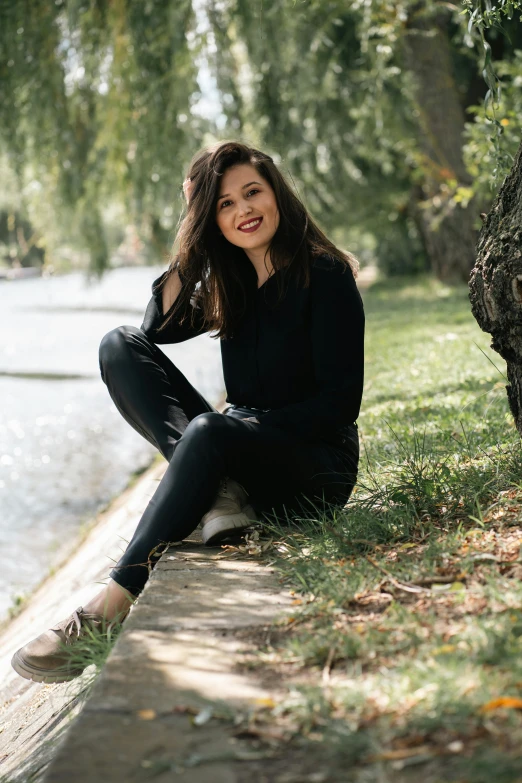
[182,177,194,205]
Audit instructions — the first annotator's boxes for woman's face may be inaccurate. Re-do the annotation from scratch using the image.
[215,163,280,254]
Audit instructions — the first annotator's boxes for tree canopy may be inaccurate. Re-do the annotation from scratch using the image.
[0,0,521,278]
[0,0,212,273]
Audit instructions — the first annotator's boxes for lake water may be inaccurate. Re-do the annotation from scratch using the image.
[0,266,223,623]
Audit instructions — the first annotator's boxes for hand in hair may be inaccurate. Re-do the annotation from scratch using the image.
[183,177,194,205]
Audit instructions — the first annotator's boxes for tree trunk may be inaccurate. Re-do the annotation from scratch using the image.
[402,6,478,282]
[469,139,522,435]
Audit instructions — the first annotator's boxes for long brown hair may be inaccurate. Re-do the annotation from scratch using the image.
[156,140,358,340]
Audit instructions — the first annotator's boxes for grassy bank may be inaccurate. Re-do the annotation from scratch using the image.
[254,277,522,782]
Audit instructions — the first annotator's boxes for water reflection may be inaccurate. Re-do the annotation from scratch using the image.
[0,266,223,622]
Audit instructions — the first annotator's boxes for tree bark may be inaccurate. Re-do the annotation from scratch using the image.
[469,139,522,435]
[402,6,478,282]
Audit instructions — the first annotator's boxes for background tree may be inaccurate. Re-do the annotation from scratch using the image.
[206,0,522,280]
[1,0,521,279]
[468,1,522,436]
[401,2,478,281]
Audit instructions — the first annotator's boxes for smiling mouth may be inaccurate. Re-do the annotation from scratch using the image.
[238,217,263,233]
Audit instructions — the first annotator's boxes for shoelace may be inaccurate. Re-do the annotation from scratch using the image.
[218,476,248,498]
[63,607,98,641]
[59,606,130,644]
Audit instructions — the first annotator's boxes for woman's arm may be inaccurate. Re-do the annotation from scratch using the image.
[161,267,182,314]
[260,257,365,439]
[140,264,208,344]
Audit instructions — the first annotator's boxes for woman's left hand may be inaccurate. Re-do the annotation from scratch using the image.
[243,416,260,424]
[182,177,194,204]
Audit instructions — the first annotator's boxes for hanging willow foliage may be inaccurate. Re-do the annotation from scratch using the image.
[0,0,212,273]
[205,0,522,280]
[1,0,521,276]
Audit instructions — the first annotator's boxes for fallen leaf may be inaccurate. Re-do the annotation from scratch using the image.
[450,581,466,591]
[481,697,522,712]
[447,740,464,753]
[433,644,456,655]
[192,706,213,726]
[137,709,157,720]
[370,745,432,761]
[254,697,276,708]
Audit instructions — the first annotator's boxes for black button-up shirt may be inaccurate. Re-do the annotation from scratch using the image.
[141,253,365,445]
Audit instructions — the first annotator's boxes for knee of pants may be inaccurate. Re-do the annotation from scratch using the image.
[182,411,232,448]
[98,325,142,380]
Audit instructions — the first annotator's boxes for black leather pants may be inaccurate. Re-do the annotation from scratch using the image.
[98,325,359,596]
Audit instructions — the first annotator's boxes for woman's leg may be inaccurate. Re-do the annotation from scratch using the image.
[98,325,218,462]
[85,325,219,618]
[108,412,359,598]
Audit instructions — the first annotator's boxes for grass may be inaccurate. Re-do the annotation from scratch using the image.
[53,613,128,684]
[247,276,522,781]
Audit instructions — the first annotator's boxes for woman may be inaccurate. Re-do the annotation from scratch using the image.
[11,140,365,683]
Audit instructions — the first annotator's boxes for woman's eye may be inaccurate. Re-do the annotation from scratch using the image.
[220,189,259,209]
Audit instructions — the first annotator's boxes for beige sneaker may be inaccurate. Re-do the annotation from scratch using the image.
[200,477,258,546]
[11,605,127,684]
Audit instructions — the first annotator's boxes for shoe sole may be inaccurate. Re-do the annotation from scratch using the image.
[11,650,86,684]
[201,508,257,547]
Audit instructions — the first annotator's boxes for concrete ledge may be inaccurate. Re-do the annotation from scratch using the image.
[40,535,293,782]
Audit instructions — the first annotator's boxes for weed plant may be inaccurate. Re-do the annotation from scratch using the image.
[257,278,522,781]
